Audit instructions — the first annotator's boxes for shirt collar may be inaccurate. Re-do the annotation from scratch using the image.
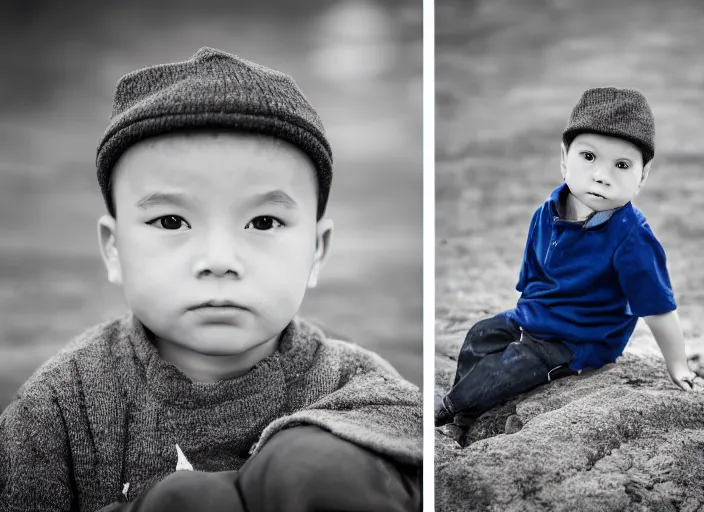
[549,182,620,229]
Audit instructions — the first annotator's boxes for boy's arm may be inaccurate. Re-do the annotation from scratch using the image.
[644,311,697,391]
[517,209,541,293]
[0,383,75,511]
[252,343,422,467]
[612,224,695,389]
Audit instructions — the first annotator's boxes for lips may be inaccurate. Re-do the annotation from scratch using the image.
[187,300,249,323]
[188,300,247,311]
[587,192,607,199]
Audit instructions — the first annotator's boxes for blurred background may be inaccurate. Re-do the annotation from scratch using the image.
[0,0,422,411]
[436,0,704,369]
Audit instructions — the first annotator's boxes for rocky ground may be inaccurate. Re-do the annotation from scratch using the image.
[435,353,704,512]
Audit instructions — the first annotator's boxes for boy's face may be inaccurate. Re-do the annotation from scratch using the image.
[98,131,332,356]
[561,133,652,212]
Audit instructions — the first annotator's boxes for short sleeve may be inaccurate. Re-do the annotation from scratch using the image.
[613,223,676,317]
[517,208,541,293]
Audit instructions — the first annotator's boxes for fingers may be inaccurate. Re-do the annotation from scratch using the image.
[677,377,694,391]
[677,372,699,392]
[691,375,704,391]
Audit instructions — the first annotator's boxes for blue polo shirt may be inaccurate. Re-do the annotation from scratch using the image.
[507,183,676,371]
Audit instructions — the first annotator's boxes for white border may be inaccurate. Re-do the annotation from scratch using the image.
[422,0,435,509]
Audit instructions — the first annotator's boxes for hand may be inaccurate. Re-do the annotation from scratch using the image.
[667,367,701,392]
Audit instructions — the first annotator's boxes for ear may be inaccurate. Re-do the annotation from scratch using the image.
[307,218,334,289]
[640,159,653,186]
[560,142,568,180]
[98,215,123,286]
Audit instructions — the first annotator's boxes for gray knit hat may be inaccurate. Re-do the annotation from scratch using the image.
[97,47,333,219]
[563,87,655,164]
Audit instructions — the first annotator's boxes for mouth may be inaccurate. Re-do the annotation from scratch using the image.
[587,192,607,199]
[188,300,248,311]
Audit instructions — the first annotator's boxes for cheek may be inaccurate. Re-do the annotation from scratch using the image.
[563,167,584,187]
[257,232,316,285]
[564,158,582,178]
[615,171,641,191]
[252,244,315,321]
[117,230,183,289]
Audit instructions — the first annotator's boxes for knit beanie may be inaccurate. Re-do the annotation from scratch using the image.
[96,47,333,219]
[562,87,655,164]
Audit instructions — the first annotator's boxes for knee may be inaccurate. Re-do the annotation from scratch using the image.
[501,340,540,367]
[502,339,526,357]
[463,316,504,354]
[243,426,419,511]
[463,321,487,352]
[144,471,197,506]
[135,471,238,512]
[258,426,362,492]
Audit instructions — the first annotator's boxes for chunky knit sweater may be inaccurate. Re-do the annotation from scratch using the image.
[0,315,422,512]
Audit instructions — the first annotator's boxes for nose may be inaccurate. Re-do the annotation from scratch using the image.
[192,229,245,279]
[592,165,611,186]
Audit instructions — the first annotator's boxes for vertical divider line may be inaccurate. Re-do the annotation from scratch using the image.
[422,0,435,510]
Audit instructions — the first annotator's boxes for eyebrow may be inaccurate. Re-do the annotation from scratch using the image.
[250,190,299,209]
[135,192,190,209]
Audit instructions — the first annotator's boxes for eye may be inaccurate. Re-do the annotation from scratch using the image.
[615,161,631,170]
[245,216,284,231]
[580,151,595,162]
[147,215,191,231]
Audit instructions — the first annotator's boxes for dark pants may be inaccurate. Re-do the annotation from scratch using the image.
[436,312,576,426]
[102,425,421,512]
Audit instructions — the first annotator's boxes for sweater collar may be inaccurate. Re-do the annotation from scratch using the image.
[123,315,322,407]
[549,182,622,229]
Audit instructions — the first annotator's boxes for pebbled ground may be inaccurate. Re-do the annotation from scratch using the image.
[436,353,704,512]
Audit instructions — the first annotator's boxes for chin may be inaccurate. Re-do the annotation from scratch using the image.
[167,325,261,355]
[578,195,616,212]
[599,199,630,211]
[574,196,599,211]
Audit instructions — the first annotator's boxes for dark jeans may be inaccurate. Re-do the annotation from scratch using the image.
[437,312,576,426]
[100,425,421,512]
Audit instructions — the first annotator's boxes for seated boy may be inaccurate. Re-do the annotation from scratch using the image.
[436,87,699,428]
[0,47,422,512]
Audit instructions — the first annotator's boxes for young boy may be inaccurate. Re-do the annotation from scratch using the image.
[0,47,422,512]
[436,87,699,428]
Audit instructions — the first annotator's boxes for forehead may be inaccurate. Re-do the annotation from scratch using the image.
[570,133,642,160]
[111,131,317,200]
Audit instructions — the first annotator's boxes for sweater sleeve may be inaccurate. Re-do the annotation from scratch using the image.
[252,344,422,466]
[0,382,75,512]
[613,222,677,317]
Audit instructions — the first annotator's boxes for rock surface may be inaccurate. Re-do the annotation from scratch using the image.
[435,353,704,512]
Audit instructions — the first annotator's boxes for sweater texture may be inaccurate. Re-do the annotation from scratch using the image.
[0,315,421,512]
